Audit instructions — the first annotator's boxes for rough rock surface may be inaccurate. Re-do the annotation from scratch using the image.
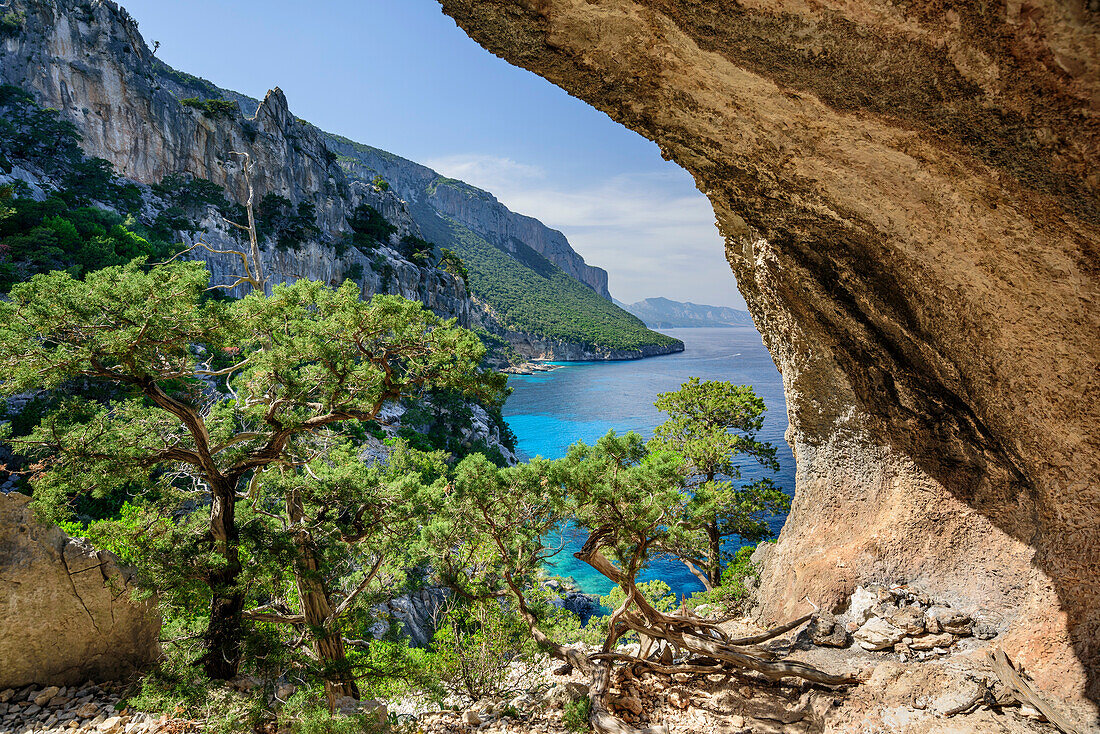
[0,0,349,231]
[0,494,160,688]
[0,0,474,325]
[437,0,1100,708]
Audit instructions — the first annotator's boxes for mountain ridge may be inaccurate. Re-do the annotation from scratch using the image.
[617,296,754,329]
[0,0,678,361]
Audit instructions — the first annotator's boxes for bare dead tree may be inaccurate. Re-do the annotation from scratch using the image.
[161,151,268,296]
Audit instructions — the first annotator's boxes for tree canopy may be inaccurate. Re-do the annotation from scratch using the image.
[0,259,505,679]
[650,377,790,589]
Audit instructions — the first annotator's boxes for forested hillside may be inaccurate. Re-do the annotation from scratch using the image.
[413,204,682,353]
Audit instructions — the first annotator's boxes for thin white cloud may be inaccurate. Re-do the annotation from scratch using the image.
[424,154,745,309]
[425,154,546,192]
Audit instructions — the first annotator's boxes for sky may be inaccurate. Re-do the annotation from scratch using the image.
[119,0,746,309]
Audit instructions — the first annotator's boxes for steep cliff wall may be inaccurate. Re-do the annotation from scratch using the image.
[324,136,612,298]
[436,0,1100,708]
[0,0,473,324]
[0,0,349,231]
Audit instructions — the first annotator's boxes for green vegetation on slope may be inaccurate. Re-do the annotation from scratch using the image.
[414,204,680,353]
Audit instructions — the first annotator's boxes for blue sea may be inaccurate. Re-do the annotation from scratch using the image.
[501,327,793,599]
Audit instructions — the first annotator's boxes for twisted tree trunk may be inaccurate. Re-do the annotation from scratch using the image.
[286,489,359,702]
[201,476,245,679]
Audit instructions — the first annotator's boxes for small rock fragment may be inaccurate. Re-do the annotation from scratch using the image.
[34,687,60,707]
[854,617,906,651]
[75,703,100,719]
[908,632,955,650]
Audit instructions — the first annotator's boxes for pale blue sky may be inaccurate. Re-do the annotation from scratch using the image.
[120,0,745,308]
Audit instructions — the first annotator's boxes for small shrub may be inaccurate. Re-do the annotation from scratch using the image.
[563,696,592,732]
[438,247,468,281]
[257,193,320,251]
[180,98,238,119]
[398,234,433,265]
[348,204,396,252]
[371,174,389,191]
[0,10,25,38]
[280,693,387,734]
[430,600,541,702]
[684,544,762,616]
[343,262,364,282]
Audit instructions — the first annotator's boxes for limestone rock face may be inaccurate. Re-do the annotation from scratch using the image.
[0,0,350,233]
[437,0,1100,706]
[0,493,160,687]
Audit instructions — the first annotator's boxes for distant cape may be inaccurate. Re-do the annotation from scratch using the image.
[616,297,754,329]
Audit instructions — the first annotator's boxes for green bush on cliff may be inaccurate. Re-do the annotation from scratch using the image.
[0,85,82,174]
[437,247,468,282]
[0,10,26,38]
[347,203,396,253]
[180,97,239,119]
[256,193,321,251]
[0,188,178,292]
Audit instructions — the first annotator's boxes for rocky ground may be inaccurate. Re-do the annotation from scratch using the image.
[3,583,1093,734]
[0,683,194,734]
[411,582,1097,734]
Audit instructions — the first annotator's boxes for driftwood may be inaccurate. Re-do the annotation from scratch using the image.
[989,649,1082,734]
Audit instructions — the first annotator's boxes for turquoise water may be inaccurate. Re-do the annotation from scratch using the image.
[502,327,793,598]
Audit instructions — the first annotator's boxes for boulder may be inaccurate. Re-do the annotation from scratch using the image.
[854,617,906,651]
[0,493,160,688]
[887,607,926,635]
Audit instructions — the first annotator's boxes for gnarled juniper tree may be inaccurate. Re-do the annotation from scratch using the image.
[649,377,791,590]
[0,259,503,680]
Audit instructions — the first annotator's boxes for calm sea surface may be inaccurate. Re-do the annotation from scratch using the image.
[501,327,794,598]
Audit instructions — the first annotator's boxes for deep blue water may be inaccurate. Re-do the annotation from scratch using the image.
[501,327,793,599]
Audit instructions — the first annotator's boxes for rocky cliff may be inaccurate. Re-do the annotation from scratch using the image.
[436,0,1100,711]
[324,136,612,298]
[0,0,347,230]
[0,0,473,324]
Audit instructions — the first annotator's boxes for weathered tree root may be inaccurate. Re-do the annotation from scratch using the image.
[560,542,856,734]
[989,649,1083,734]
[550,612,853,734]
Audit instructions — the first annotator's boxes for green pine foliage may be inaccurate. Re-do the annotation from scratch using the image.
[0,9,25,38]
[416,209,681,353]
[437,247,468,282]
[0,187,178,292]
[180,97,239,119]
[346,204,396,253]
[256,193,321,252]
[649,377,790,589]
